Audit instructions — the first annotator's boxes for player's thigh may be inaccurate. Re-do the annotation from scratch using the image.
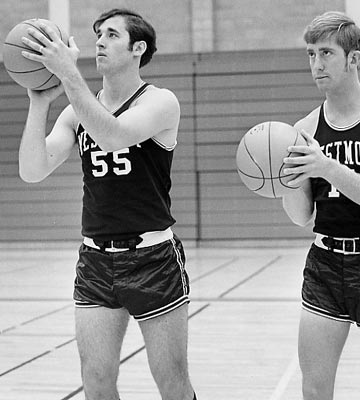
[75,306,130,370]
[139,304,189,374]
[298,309,350,380]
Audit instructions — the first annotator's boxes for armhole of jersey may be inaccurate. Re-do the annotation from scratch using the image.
[75,121,84,140]
[313,105,324,140]
[151,137,177,151]
[131,85,177,151]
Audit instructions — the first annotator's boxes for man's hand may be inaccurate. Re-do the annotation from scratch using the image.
[21,23,80,81]
[283,129,331,186]
[27,83,65,106]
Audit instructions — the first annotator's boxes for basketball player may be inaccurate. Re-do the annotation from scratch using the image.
[282,11,360,400]
[18,8,197,400]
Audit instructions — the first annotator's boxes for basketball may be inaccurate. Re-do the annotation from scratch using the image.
[236,121,307,198]
[3,18,68,90]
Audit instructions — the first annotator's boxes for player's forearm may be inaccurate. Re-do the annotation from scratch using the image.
[19,102,51,182]
[61,70,119,151]
[282,181,314,226]
[324,158,360,205]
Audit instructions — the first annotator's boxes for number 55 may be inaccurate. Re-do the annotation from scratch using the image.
[91,149,132,177]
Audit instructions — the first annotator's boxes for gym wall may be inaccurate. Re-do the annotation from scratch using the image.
[0,49,319,243]
[0,1,343,242]
[0,0,345,60]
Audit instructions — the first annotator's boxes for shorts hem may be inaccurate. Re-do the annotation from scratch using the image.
[302,300,353,324]
[134,295,190,321]
[74,300,107,308]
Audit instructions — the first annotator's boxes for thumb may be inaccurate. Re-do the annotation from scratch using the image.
[68,36,78,50]
[300,129,314,144]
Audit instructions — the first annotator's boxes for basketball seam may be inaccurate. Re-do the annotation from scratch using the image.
[268,121,276,198]
[241,136,265,191]
[4,42,46,73]
[22,21,53,41]
[6,67,47,73]
[278,129,301,190]
[34,73,57,90]
[23,20,64,42]
[3,42,41,52]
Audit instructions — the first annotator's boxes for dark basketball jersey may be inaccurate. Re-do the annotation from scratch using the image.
[76,83,176,240]
[311,104,360,237]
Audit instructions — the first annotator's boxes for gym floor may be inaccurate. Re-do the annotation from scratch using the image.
[1,242,360,399]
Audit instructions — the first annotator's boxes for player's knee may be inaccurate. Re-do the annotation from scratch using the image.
[154,361,191,396]
[155,357,188,381]
[302,377,333,400]
[82,378,118,400]
[81,362,119,398]
[303,386,327,400]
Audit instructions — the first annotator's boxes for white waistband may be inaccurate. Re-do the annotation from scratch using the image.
[84,227,173,252]
[314,233,360,254]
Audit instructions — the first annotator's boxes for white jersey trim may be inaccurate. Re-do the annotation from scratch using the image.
[324,102,360,131]
[151,136,177,151]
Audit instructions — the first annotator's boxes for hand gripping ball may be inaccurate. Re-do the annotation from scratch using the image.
[236,121,307,198]
[3,18,68,90]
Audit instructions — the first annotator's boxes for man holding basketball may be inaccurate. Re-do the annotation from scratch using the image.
[282,11,360,400]
[18,8,197,400]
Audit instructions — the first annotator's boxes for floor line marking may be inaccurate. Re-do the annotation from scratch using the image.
[268,351,299,400]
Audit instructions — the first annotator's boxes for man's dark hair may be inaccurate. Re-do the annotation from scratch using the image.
[93,8,157,68]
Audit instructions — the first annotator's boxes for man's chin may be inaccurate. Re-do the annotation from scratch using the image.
[96,63,107,73]
[315,81,329,94]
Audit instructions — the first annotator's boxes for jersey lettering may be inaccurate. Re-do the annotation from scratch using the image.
[78,130,98,156]
[321,140,360,165]
[328,184,340,198]
[320,142,359,198]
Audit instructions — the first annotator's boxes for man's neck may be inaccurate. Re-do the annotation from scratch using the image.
[325,82,360,127]
[101,72,144,111]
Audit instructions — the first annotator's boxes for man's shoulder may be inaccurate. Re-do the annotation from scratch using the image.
[58,103,78,132]
[294,106,321,137]
[143,84,179,103]
[136,84,180,117]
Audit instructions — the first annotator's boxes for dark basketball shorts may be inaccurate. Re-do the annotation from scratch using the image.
[73,234,190,321]
[302,243,360,326]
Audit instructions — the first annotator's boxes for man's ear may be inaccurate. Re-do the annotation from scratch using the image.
[349,50,360,67]
[133,40,147,56]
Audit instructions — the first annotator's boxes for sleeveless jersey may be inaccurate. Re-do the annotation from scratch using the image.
[311,104,360,237]
[76,83,176,240]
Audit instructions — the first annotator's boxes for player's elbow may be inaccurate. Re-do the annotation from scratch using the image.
[97,135,127,153]
[282,198,314,227]
[98,141,116,153]
[290,215,312,227]
[19,165,47,183]
[286,207,314,227]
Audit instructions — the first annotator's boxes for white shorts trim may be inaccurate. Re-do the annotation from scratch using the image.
[302,300,353,324]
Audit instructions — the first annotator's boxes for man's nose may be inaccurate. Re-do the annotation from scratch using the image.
[96,36,105,48]
[313,55,324,70]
